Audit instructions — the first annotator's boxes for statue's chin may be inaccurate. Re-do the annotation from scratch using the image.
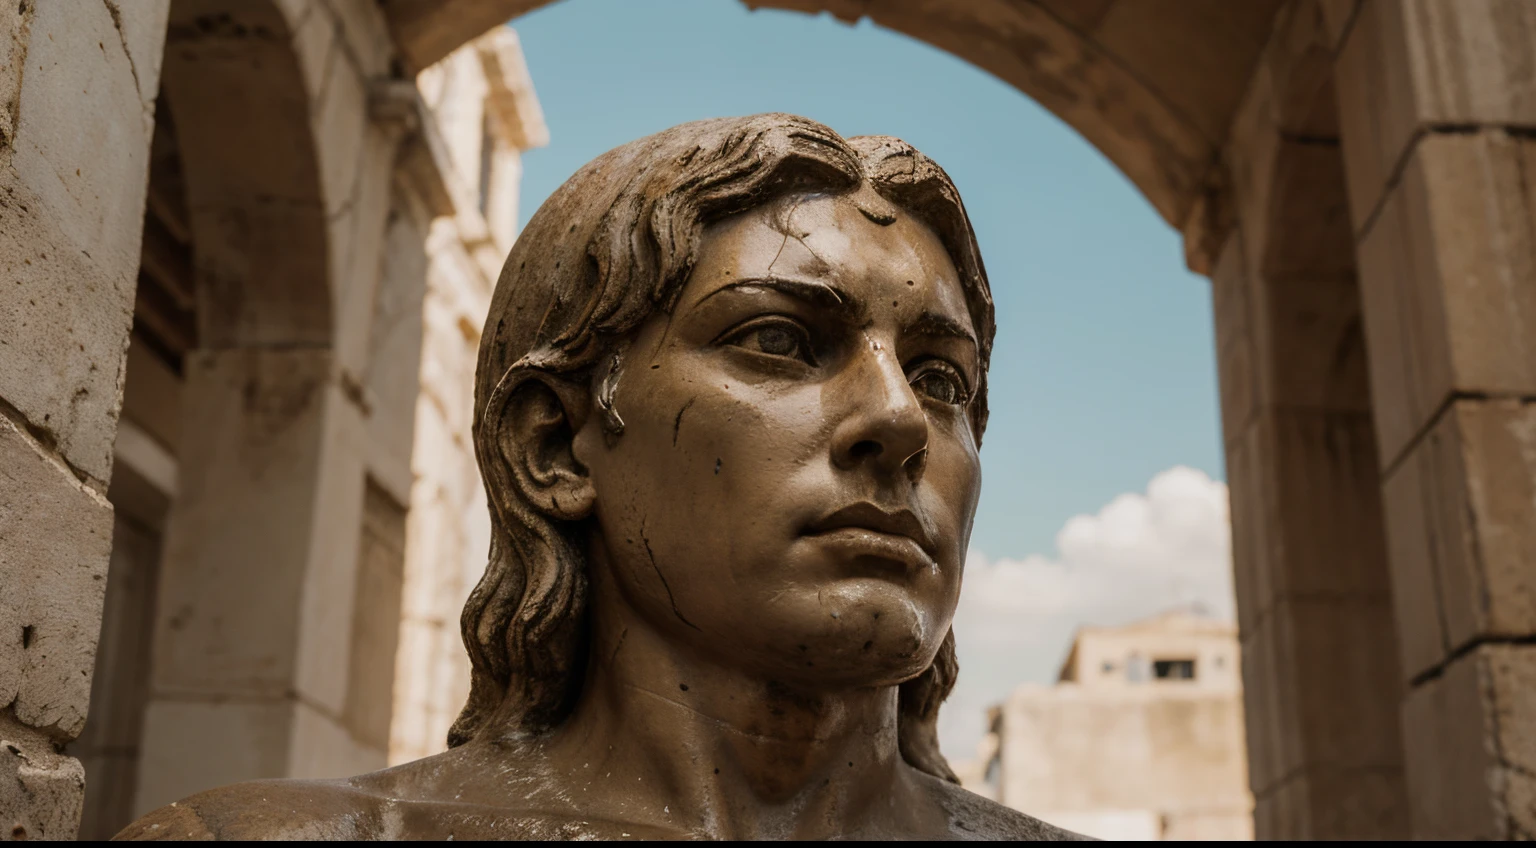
[674,579,946,691]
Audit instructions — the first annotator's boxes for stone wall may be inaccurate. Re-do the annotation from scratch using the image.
[1,0,171,838]
[1334,1,1536,838]
[0,1,542,837]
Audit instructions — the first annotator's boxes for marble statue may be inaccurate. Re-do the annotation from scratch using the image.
[116,113,1085,841]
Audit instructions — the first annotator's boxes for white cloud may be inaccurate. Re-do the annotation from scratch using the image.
[939,466,1235,762]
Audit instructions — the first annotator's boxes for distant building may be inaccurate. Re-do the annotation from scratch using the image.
[959,609,1252,840]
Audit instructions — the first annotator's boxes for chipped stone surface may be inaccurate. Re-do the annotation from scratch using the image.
[1,709,87,840]
[0,415,113,741]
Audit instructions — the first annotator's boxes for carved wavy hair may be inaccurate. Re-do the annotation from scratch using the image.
[451,114,996,783]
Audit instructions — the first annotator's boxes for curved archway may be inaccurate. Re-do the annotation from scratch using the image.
[384,0,1283,243]
[161,0,333,348]
[378,0,1414,840]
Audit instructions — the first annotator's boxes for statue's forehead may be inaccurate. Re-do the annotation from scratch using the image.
[694,193,962,299]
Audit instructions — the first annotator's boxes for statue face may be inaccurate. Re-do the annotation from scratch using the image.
[576,190,981,689]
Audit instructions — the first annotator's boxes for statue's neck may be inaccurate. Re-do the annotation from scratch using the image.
[539,586,916,839]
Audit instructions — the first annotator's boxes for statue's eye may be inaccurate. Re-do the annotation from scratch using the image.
[909,362,968,406]
[722,318,816,365]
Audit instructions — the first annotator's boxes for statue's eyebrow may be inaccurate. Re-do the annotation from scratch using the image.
[909,311,978,349]
[696,275,856,315]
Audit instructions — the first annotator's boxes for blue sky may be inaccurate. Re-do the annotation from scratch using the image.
[512,0,1223,563]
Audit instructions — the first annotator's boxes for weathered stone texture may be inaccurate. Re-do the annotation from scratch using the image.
[1,708,86,841]
[11,0,154,296]
[1354,131,1536,468]
[0,414,113,741]
[103,0,172,119]
[0,185,133,486]
[1381,400,1536,679]
[1402,644,1536,839]
[1336,0,1536,233]
[0,0,170,484]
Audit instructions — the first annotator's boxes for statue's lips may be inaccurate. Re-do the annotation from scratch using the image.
[804,503,939,574]
[804,527,937,575]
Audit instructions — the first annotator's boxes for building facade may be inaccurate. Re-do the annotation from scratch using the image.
[1,0,1533,840]
[961,610,1253,840]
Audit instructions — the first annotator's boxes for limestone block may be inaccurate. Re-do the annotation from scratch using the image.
[1384,399,1536,680]
[1337,0,1536,232]
[0,181,133,482]
[0,415,113,741]
[132,698,292,818]
[1402,644,1536,839]
[103,0,172,116]
[1354,132,1536,466]
[12,0,154,290]
[1,710,85,840]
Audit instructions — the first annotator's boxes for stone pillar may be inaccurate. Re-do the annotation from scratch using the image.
[1204,0,1408,837]
[0,0,170,839]
[1334,0,1536,838]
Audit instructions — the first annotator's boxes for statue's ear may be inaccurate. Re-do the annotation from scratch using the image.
[490,373,596,521]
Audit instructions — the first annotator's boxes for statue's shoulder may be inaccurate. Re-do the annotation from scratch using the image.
[918,772,1094,841]
[111,778,385,841]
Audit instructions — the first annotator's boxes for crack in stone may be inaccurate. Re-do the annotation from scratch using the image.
[639,520,699,631]
[102,1,143,107]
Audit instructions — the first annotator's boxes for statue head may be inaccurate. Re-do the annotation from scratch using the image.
[452,113,994,782]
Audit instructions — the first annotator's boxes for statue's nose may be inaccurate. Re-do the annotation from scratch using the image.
[829,341,929,481]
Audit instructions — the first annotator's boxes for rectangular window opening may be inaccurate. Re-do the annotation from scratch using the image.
[1152,658,1196,681]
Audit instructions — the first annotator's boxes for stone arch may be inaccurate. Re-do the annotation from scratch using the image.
[380,0,1417,839]
[385,0,1284,249]
[162,0,333,347]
